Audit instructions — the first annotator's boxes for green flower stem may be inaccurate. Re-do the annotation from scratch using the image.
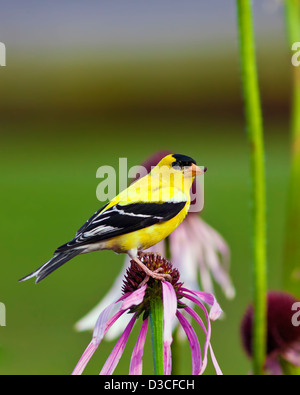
[236,0,267,375]
[283,0,300,298]
[149,292,164,375]
[165,236,180,375]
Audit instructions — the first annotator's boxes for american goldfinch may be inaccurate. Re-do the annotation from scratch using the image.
[19,154,205,284]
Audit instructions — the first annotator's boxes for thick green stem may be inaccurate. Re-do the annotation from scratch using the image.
[149,292,164,375]
[165,237,180,375]
[283,0,300,298]
[236,0,267,375]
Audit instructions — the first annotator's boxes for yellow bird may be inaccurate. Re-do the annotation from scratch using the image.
[19,154,205,284]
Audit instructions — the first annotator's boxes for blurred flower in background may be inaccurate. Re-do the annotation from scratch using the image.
[75,151,234,339]
[169,213,234,299]
[241,291,300,375]
[72,253,222,375]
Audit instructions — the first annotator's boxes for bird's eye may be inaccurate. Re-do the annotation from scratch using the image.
[172,162,183,170]
[172,160,192,170]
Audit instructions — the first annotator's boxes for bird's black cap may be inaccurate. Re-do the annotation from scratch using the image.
[172,154,197,167]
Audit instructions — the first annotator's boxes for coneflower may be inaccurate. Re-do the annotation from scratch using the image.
[72,253,222,375]
[241,291,300,374]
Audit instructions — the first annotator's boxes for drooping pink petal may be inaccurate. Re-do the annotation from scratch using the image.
[92,301,120,345]
[281,346,300,367]
[176,310,202,375]
[72,341,99,375]
[72,308,127,375]
[162,281,177,375]
[183,297,222,375]
[180,287,223,320]
[265,357,283,375]
[184,303,222,375]
[183,302,210,374]
[197,216,230,266]
[208,343,223,375]
[182,216,215,295]
[75,257,130,333]
[169,224,200,291]
[72,299,125,375]
[100,314,137,375]
[73,287,147,375]
[187,214,235,299]
[121,284,147,311]
[129,317,149,375]
[91,291,131,344]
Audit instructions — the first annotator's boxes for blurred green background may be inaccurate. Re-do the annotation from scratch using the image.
[0,1,293,374]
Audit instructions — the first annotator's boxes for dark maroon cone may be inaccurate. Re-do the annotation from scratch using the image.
[122,252,184,319]
[122,252,182,294]
[241,291,300,358]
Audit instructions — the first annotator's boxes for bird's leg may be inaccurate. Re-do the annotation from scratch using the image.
[138,251,161,258]
[138,267,167,288]
[138,274,150,288]
[131,256,172,286]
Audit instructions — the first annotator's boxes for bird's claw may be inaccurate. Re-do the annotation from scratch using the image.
[138,267,172,288]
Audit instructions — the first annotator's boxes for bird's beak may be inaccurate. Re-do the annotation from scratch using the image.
[190,163,206,176]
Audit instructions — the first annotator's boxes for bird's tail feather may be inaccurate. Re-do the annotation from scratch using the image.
[19,249,81,284]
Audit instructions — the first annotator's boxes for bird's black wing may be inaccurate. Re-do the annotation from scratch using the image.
[74,203,109,236]
[55,201,186,253]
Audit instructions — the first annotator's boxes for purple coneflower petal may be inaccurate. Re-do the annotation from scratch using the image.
[73,287,147,375]
[187,214,235,299]
[100,314,137,375]
[162,281,177,375]
[72,307,127,375]
[186,222,215,295]
[183,303,210,374]
[76,249,161,339]
[264,357,283,375]
[92,301,121,344]
[121,284,147,311]
[91,289,142,344]
[201,218,230,265]
[281,346,300,367]
[181,287,223,320]
[176,310,201,375]
[208,343,223,375]
[183,289,222,375]
[129,317,149,375]
[75,257,130,335]
[72,341,98,375]
[72,300,122,375]
[96,287,148,375]
[184,304,222,375]
[169,224,200,291]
